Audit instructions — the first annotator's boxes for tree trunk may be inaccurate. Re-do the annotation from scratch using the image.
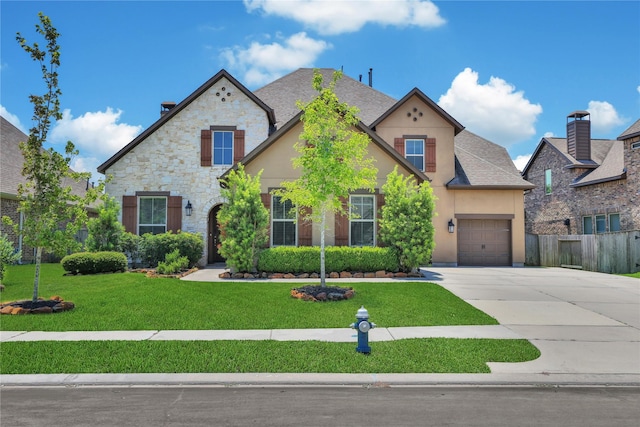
[320,211,326,287]
[32,246,42,303]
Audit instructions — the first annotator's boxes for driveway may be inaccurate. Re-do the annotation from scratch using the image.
[423,267,640,378]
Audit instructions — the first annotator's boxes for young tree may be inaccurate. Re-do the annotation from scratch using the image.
[379,166,437,272]
[218,164,269,273]
[7,13,102,302]
[274,70,377,286]
[85,196,125,252]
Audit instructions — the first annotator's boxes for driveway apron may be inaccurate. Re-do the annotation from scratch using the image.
[423,267,640,377]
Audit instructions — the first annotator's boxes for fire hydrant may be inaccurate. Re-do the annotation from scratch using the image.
[351,306,376,354]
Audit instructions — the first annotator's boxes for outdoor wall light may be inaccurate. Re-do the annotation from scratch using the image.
[448,219,455,233]
[185,200,193,217]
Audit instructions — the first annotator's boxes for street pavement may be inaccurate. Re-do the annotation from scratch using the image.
[1,266,638,387]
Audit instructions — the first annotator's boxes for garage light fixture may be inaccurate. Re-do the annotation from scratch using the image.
[448,219,455,233]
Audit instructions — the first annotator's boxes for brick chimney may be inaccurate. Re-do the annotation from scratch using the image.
[567,111,591,161]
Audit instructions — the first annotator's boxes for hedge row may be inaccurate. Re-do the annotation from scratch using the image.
[257,246,398,273]
[137,231,204,268]
[61,251,128,275]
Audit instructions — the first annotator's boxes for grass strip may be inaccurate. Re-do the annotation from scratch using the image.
[0,339,539,374]
[1,264,496,331]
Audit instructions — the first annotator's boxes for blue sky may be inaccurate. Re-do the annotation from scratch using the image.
[2,1,638,179]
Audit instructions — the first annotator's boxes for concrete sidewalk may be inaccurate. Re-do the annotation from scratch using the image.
[2,266,639,387]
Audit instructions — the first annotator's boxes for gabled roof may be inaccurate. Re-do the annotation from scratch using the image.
[1,116,92,200]
[618,118,640,140]
[370,87,464,135]
[254,68,397,128]
[521,136,624,187]
[447,130,534,189]
[97,69,275,174]
[220,111,429,183]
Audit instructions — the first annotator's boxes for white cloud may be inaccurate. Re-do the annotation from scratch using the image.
[586,100,625,134]
[49,108,142,160]
[438,68,543,147]
[220,32,331,86]
[0,105,28,133]
[512,154,532,172]
[244,0,445,35]
[637,85,640,95]
[543,131,555,138]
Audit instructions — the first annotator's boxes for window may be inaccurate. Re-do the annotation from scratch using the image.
[405,139,424,171]
[583,216,593,234]
[272,196,296,246]
[350,195,375,246]
[544,169,552,195]
[632,141,640,150]
[609,213,621,232]
[138,197,167,235]
[213,131,233,165]
[595,215,607,234]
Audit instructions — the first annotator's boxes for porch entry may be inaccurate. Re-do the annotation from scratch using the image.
[208,205,225,264]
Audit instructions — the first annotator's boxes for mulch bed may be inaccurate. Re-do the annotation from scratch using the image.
[291,285,355,302]
[1,296,75,315]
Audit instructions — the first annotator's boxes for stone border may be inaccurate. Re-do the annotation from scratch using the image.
[218,270,424,280]
[1,296,75,315]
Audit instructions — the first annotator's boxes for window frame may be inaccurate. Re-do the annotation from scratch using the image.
[405,138,425,172]
[138,196,167,235]
[582,216,593,234]
[213,130,234,166]
[609,213,621,232]
[349,195,376,247]
[632,141,640,150]
[271,195,297,246]
[595,214,607,234]
[544,169,552,195]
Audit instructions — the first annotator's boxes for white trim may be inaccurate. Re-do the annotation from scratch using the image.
[271,195,297,246]
[212,130,234,166]
[349,194,376,246]
[137,196,167,235]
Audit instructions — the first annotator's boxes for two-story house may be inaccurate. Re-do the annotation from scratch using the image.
[522,112,640,235]
[98,68,533,267]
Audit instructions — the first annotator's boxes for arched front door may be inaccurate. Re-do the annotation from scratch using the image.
[208,205,225,264]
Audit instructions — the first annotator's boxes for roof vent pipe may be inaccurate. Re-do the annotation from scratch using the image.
[368,68,373,87]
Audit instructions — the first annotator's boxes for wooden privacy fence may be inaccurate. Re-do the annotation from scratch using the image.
[525,231,640,274]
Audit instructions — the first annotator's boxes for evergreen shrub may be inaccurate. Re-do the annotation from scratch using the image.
[61,251,127,275]
[258,246,398,273]
[139,231,203,268]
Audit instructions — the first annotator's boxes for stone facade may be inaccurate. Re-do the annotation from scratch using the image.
[524,136,640,235]
[103,76,271,265]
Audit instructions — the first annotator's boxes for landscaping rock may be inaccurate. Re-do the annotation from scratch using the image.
[375,270,387,278]
[364,272,376,279]
[339,271,352,278]
[353,272,364,278]
[291,285,355,302]
[297,273,309,279]
[394,272,408,278]
[219,272,231,279]
[283,273,296,279]
[310,273,319,279]
[329,272,339,278]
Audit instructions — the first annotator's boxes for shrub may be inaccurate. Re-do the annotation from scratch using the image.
[139,231,204,268]
[61,251,128,275]
[120,232,141,268]
[85,196,125,252]
[0,234,21,285]
[258,246,398,273]
[156,249,189,275]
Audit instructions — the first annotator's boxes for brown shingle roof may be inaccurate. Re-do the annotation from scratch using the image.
[254,68,397,128]
[449,130,534,189]
[1,116,91,200]
[618,118,640,140]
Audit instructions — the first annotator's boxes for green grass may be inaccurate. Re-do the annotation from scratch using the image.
[0,264,541,374]
[621,272,640,279]
[0,339,540,374]
[1,264,497,331]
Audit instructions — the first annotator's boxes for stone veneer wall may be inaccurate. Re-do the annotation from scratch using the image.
[104,77,271,266]
[524,140,640,235]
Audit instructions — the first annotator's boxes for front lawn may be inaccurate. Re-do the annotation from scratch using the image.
[621,272,640,279]
[1,264,497,331]
[1,264,540,374]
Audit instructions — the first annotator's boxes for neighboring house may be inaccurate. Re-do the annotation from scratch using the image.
[98,68,533,267]
[0,116,95,262]
[522,112,640,235]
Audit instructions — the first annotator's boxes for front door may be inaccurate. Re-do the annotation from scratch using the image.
[208,205,225,264]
